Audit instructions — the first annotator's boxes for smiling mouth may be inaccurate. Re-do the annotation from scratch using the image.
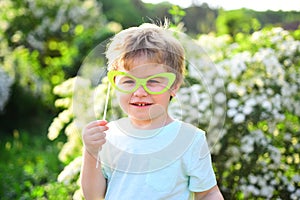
[130,102,153,107]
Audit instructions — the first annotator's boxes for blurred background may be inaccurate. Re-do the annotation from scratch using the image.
[0,0,299,199]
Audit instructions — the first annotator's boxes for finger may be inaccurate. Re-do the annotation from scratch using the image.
[86,120,108,129]
[83,133,106,147]
[83,128,106,143]
[87,131,106,141]
[87,126,109,135]
[96,120,108,126]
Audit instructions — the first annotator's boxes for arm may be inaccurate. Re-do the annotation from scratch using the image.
[194,185,224,200]
[80,120,108,200]
[81,149,106,199]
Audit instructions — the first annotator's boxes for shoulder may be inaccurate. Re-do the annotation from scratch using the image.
[177,120,206,137]
[179,122,212,172]
[172,121,207,154]
[177,121,210,156]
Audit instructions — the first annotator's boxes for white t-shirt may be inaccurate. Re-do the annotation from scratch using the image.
[100,118,217,200]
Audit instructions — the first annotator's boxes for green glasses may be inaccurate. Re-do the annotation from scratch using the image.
[107,71,176,94]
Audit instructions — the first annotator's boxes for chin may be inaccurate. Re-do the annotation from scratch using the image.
[128,114,152,121]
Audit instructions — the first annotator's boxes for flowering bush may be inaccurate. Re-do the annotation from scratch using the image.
[0,0,117,105]
[48,27,300,199]
[197,28,300,199]
[48,73,114,198]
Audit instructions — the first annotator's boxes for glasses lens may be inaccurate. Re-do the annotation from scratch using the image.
[146,75,172,93]
[114,75,137,92]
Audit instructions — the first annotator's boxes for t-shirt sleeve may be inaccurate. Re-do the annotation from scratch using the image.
[186,131,217,192]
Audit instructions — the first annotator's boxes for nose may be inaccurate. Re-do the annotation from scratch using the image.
[133,85,148,97]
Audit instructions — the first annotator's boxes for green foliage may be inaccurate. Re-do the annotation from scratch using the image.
[168,5,186,26]
[216,9,261,36]
[182,3,218,35]
[255,10,300,28]
[0,130,77,199]
[215,8,300,37]
[101,0,145,28]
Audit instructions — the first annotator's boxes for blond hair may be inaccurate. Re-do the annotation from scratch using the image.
[105,22,185,85]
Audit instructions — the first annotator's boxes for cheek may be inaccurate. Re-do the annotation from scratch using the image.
[116,93,130,111]
[116,92,129,100]
[153,93,171,106]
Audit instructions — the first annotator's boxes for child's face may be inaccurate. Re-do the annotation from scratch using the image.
[113,57,178,127]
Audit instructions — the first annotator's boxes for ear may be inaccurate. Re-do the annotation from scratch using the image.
[170,83,181,97]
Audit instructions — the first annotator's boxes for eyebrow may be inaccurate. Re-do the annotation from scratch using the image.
[121,71,168,78]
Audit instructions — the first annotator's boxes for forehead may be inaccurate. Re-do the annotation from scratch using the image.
[119,57,171,78]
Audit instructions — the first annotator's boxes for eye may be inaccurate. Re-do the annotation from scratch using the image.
[122,80,135,84]
[117,76,135,85]
[147,77,168,85]
[147,79,160,84]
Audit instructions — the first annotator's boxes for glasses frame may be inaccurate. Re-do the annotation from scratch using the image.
[107,71,176,95]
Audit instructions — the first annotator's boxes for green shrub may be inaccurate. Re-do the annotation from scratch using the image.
[0,129,76,199]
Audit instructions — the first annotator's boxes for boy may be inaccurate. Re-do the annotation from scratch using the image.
[80,22,223,200]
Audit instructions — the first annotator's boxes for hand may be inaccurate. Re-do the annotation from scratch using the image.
[82,120,109,158]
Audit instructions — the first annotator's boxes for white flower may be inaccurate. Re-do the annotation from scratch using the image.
[247,185,260,196]
[214,92,226,104]
[214,107,225,117]
[227,82,237,93]
[177,92,190,102]
[58,157,82,185]
[260,186,274,198]
[198,99,210,111]
[292,174,300,182]
[291,189,300,200]
[189,96,198,107]
[241,135,254,153]
[270,179,277,185]
[227,108,237,118]
[268,145,281,164]
[243,106,253,115]
[241,142,254,154]
[233,113,245,124]
[0,67,14,111]
[288,184,295,192]
[262,100,272,111]
[214,77,225,88]
[228,99,239,108]
[236,86,246,96]
[191,84,202,93]
[266,88,274,96]
[257,176,267,187]
[254,78,264,88]
[249,174,258,184]
[251,31,263,42]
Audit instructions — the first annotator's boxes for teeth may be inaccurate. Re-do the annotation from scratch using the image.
[138,103,146,106]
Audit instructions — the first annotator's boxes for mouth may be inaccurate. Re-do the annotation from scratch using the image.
[130,102,153,107]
